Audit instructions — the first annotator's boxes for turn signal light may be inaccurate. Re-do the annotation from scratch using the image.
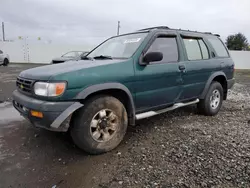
[55,83,66,96]
[31,110,43,118]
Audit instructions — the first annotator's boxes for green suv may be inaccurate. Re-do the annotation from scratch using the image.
[13,26,235,154]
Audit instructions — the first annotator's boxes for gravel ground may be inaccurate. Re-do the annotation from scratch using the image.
[0,64,250,188]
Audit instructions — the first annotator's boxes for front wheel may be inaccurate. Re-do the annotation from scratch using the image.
[3,59,9,66]
[198,81,223,116]
[70,96,128,154]
[3,58,9,66]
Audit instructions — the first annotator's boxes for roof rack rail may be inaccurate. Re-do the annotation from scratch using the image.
[203,32,213,34]
[137,26,221,37]
[176,29,220,37]
[138,26,169,31]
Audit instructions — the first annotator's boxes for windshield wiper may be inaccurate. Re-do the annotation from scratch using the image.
[93,55,113,60]
[81,56,93,60]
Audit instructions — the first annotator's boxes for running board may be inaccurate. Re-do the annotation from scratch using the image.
[135,99,199,120]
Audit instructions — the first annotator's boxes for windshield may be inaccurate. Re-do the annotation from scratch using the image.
[62,51,77,58]
[87,33,147,59]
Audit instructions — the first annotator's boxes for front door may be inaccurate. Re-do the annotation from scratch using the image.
[134,32,182,112]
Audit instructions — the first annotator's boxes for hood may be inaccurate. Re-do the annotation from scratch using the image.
[19,59,126,80]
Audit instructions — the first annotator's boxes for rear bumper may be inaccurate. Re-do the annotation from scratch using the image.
[227,78,235,89]
[12,90,83,132]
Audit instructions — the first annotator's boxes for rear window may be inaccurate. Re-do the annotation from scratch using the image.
[207,37,229,57]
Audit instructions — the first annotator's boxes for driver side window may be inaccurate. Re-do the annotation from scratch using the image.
[146,37,179,64]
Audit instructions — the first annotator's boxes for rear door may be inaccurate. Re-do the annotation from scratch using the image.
[178,34,217,100]
[134,31,182,112]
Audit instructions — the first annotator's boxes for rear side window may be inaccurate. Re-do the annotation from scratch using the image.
[183,38,210,60]
[146,37,178,64]
[207,37,229,57]
[183,38,202,60]
[198,39,209,59]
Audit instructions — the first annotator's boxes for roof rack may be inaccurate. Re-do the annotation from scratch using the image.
[173,28,221,37]
[176,29,213,35]
[138,26,220,37]
[138,26,169,31]
[203,32,213,34]
[214,34,221,37]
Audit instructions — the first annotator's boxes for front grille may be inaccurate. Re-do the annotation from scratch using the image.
[16,77,33,94]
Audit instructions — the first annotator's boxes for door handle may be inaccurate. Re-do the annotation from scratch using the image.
[179,65,186,71]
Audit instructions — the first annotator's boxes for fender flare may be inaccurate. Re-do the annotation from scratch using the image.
[200,71,227,99]
[75,83,136,125]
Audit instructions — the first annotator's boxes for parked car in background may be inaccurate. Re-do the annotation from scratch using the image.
[51,51,88,64]
[0,50,10,66]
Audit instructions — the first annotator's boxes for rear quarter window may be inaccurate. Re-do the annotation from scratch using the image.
[207,37,229,57]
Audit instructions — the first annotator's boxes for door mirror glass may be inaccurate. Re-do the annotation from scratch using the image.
[143,52,163,64]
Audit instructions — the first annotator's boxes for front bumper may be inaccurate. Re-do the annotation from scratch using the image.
[12,90,83,132]
[227,78,235,89]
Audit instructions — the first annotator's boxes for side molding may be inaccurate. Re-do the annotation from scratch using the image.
[200,71,227,99]
[136,99,199,120]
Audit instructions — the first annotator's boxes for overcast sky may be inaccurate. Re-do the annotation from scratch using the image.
[0,0,249,46]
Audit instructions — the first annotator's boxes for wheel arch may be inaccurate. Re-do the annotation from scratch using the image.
[75,83,136,125]
[200,72,228,100]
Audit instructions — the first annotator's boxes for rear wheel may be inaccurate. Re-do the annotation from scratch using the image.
[198,81,223,116]
[3,58,9,66]
[70,95,128,154]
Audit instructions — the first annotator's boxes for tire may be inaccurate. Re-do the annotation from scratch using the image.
[3,58,9,66]
[70,95,128,154]
[198,81,223,116]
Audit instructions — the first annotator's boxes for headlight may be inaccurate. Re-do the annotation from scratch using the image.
[34,82,66,97]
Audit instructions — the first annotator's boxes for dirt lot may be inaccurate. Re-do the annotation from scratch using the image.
[0,64,250,188]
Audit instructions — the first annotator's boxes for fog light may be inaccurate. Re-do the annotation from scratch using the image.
[31,110,43,118]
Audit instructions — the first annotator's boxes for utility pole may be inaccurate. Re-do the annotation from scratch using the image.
[2,22,5,41]
[117,21,120,36]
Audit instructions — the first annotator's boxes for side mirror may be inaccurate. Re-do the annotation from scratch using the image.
[142,52,163,64]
